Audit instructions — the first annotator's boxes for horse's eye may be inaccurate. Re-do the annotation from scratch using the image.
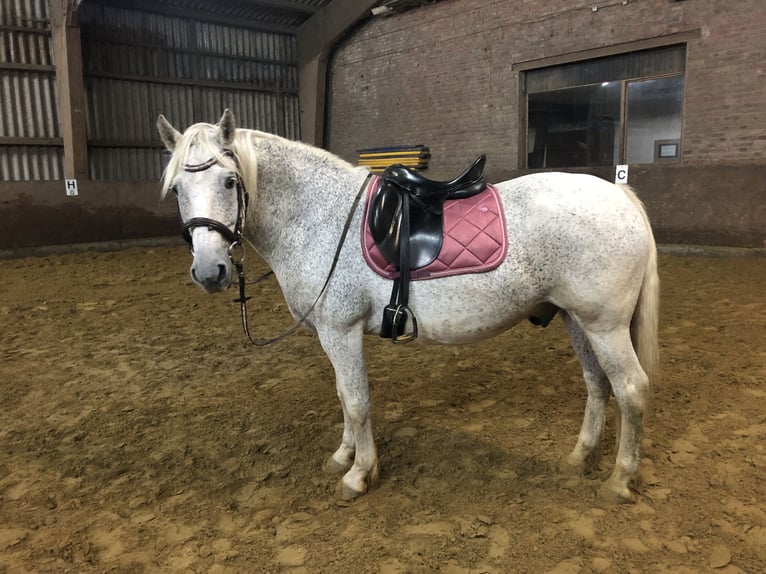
[171,185,179,196]
[225,176,237,190]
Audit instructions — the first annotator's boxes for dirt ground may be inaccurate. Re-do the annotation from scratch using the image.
[1,245,765,573]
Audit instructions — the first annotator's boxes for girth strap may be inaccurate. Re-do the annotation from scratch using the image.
[380,191,418,343]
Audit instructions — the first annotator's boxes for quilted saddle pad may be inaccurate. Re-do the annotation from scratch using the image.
[361,178,508,280]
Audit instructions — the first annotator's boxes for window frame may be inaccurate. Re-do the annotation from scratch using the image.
[514,32,698,169]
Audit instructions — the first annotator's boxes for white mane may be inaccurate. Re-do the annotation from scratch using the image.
[161,124,364,201]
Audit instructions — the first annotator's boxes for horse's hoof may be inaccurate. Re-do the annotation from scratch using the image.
[335,462,380,501]
[559,456,587,476]
[560,447,601,476]
[335,479,365,501]
[323,455,352,475]
[598,477,635,504]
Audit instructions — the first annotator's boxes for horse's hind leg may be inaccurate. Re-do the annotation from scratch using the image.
[560,312,610,476]
[579,322,649,503]
[317,323,380,500]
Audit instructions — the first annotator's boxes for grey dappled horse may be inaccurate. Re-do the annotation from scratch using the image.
[157,110,659,503]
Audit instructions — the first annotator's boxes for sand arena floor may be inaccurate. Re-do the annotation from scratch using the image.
[1,246,765,573]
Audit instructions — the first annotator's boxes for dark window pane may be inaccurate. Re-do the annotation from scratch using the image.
[626,75,684,163]
[526,45,685,93]
[528,82,621,168]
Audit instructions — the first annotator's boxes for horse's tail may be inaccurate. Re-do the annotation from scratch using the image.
[620,185,660,386]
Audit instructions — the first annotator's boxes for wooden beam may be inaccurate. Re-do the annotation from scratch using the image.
[0,137,64,146]
[68,0,83,26]
[296,0,380,147]
[95,0,298,35]
[296,50,329,148]
[0,62,55,73]
[51,0,89,180]
[0,24,50,34]
[88,140,163,148]
[79,34,297,66]
[243,0,319,16]
[86,71,299,95]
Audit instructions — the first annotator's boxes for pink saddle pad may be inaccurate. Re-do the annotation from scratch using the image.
[361,177,507,280]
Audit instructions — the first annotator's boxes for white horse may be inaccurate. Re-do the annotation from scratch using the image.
[156,110,659,504]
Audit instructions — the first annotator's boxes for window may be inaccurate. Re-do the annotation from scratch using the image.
[626,75,684,163]
[524,45,685,168]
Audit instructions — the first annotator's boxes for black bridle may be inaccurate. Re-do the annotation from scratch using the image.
[179,150,372,346]
[181,151,248,248]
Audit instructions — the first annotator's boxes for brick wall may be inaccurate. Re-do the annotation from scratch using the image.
[682,0,766,164]
[329,0,766,172]
[325,0,766,247]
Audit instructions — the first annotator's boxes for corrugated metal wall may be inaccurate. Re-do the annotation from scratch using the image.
[81,3,300,181]
[0,0,63,181]
[1,1,301,181]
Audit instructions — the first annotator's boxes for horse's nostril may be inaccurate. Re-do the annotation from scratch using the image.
[190,263,227,290]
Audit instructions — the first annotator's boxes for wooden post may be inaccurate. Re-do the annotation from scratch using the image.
[51,0,89,180]
[297,0,380,147]
[297,49,329,147]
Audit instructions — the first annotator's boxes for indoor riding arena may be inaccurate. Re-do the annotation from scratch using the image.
[1,1,764,573]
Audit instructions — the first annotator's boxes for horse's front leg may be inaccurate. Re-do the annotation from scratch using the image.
[317,323,380,499]
[322,393,356,474]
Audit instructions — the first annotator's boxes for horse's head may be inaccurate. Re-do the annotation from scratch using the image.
[157,110,248,294]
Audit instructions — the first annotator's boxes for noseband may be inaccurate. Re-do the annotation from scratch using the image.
[181,150,248,250]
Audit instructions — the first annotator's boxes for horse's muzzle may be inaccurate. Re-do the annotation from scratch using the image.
[190,261,230,293]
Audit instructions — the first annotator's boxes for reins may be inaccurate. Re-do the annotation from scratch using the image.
[179,150,372,346]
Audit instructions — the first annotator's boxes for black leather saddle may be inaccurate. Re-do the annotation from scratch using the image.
[368,155,487,343]
[369,155,486,269]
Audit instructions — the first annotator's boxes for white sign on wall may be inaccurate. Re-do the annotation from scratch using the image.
[615,165,629,184]
[65,179,79,196]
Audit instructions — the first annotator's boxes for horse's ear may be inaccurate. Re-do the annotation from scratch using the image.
[218,109,236,146]
[157,115,181,151]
